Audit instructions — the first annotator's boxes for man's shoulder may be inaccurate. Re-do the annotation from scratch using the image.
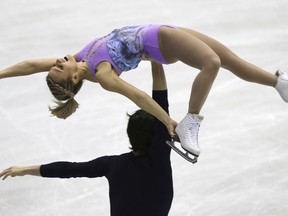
[103,152,133,162]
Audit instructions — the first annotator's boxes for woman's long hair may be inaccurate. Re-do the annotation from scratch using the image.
[46,75,83,119]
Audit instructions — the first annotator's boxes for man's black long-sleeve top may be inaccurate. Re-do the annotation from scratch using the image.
[40,90,173,216]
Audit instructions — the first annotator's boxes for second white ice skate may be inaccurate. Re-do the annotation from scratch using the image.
[275,70,288,102]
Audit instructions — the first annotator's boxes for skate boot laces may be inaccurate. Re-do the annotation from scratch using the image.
[185,117,201,149]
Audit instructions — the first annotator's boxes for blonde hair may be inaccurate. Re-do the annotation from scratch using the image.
[46,75,83,119]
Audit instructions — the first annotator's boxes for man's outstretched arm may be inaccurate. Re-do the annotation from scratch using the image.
[0,157,109,181]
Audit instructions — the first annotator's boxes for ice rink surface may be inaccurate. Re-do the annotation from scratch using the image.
[0,0,288,215]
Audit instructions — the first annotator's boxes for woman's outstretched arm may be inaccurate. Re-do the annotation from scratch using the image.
[95,62,177,137]
[0,58,57,79]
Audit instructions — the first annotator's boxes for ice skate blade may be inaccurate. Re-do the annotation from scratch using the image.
[166,141,198,164]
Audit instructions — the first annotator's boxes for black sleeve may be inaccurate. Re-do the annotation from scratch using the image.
[40,156,110,178]
[149,90,171,167]
[152,90,169,115]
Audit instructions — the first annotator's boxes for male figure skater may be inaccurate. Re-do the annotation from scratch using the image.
[0,61,173,216]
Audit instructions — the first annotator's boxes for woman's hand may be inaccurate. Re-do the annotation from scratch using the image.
[167,119,178,140]
[141,53,153,61]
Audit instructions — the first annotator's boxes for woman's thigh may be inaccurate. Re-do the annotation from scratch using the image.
[176,27,241,69]
[158,26,220,69]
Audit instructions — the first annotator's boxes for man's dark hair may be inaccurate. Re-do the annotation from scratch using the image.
[127,109,155,156]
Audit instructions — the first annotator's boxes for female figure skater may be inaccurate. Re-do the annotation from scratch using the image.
[0,24,287,160]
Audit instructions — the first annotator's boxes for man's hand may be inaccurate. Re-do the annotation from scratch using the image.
[0,165,40,180]
[0,167,26,180]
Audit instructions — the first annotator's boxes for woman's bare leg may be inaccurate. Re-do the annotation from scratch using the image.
[158,26,284,158]
[179,27,278,87]
[159,26,222,157]
[159,26,221,114]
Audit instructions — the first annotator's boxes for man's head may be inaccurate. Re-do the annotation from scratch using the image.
[127,109,155,156]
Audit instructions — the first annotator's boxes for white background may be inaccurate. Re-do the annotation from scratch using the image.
[0,0,288,215]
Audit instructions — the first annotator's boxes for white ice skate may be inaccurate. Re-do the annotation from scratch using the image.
[166,113,204,164]
[275,70,288,102]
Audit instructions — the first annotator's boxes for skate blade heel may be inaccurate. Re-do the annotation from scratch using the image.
[166,141,198,164]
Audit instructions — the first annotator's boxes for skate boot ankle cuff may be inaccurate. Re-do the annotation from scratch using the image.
[187,113,204,122]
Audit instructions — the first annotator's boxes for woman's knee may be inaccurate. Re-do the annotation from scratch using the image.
[203,55,221,75]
